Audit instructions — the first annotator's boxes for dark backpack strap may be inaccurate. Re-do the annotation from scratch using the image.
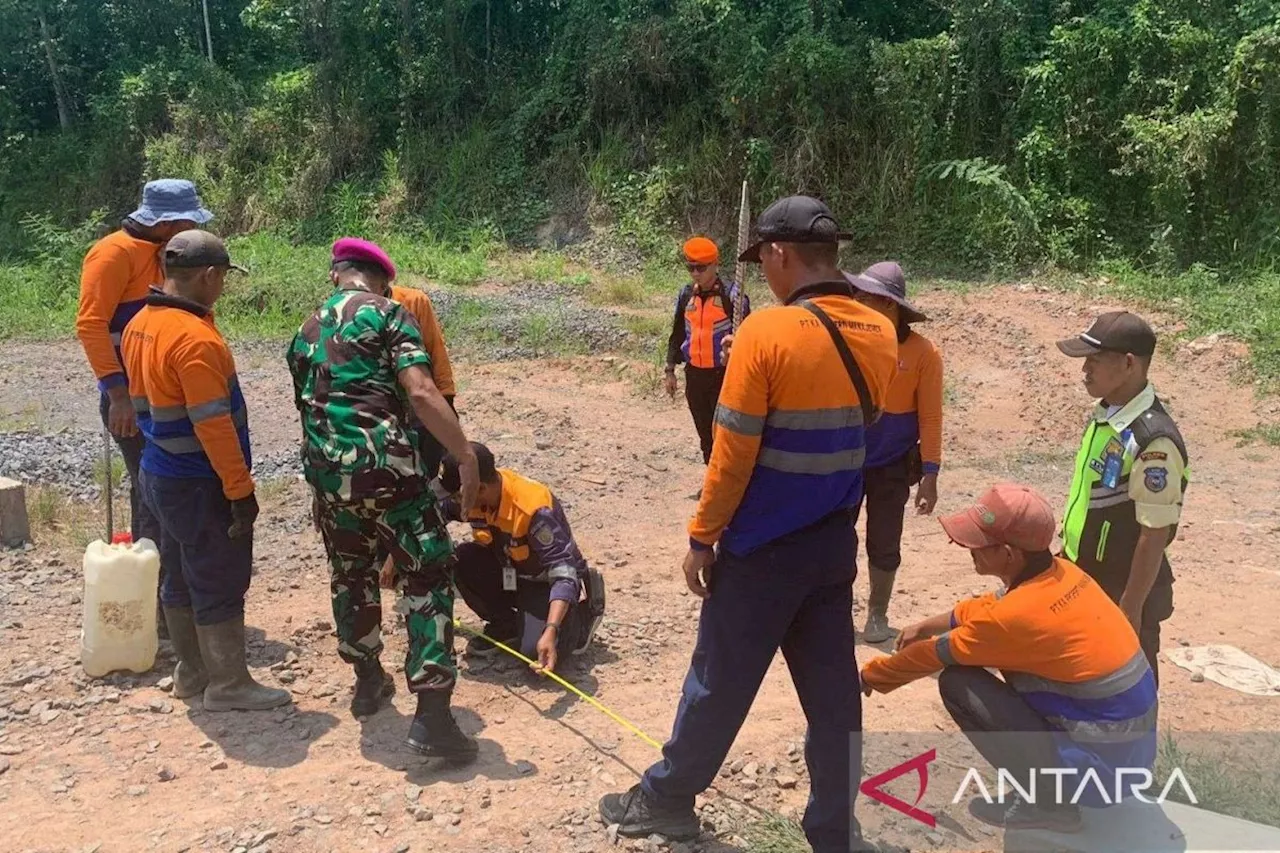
[799,300,880,426]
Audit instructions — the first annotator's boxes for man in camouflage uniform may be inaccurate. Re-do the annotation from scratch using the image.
[287,237,481,760]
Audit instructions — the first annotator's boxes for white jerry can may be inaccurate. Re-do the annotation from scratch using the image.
[81,537,160,676]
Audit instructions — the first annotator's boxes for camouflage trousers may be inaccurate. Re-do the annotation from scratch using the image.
[314,493,457,692]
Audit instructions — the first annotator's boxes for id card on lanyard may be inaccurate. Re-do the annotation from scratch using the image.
[1101,429,1132,489]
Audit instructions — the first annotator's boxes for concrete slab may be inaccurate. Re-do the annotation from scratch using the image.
[1005,799,1280,852]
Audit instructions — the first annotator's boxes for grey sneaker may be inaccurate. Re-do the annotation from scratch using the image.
[863,610,892,643]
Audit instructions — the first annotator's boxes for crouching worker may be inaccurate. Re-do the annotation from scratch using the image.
[122,231,290,712]
[438,443,604,675]
[861,483,1157,833]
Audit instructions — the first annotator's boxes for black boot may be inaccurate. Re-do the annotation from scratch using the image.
[405,690,479,761]
[598,784,699,841]
[350,658,395,718]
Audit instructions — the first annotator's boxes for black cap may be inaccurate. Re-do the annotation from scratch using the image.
[738,195,852,263]
[1056,311,1156,358]
[164,230,247,272]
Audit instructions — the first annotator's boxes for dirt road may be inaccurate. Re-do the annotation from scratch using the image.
[1,284,1278,853]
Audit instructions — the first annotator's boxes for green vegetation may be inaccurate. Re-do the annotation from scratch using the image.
[1230,423,1280,447]
[3,0,1278,271]
[1157,734,1280,828]
[2,1,1279,378]
[743,813,810,853]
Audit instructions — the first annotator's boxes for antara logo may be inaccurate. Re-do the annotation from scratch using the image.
[860,750,1197,828]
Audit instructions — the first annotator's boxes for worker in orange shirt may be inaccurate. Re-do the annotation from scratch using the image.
[122,231,290,713]
[847,262,943,642]
[664,237,750,464]
[861,483,1157,832]
[389,283,457,479]
[600,197,898,852]
[77,179,212,637]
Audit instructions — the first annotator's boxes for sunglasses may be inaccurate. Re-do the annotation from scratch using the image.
[685,262,710,273]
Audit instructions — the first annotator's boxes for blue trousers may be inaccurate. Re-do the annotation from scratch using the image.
[642,511,863,853]
[139,471,251,625]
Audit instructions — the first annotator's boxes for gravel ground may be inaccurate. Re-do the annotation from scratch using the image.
[0,281,639,494]
[0,428,301,495]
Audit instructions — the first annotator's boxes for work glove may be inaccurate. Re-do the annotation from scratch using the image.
[227,493,260,539]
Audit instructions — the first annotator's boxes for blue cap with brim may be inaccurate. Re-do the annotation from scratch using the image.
[128,179,213,227]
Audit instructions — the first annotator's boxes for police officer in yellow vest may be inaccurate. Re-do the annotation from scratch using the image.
[1057,312,1188,685]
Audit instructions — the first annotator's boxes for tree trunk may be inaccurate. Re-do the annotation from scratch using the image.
[202,0,215,63]
[36,6,72,130]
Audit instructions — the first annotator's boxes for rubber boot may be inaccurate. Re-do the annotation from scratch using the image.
[162,606,208,699]
[196,614,292,712]
[350,658,395,718]
[863,566,897,643]
[406,690,479,761]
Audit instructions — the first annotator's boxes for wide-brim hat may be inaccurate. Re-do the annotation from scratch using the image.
[128,179,213,227]
[847,262,928,323]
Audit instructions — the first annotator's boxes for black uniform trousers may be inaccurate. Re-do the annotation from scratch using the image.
[684,366,725,464]
[452,541,586,660]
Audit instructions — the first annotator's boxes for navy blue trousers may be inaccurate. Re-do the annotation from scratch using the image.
[642,511,863,853]
[140,471,251,625]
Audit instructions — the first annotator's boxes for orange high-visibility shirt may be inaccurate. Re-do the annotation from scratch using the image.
[864,330,943,472]
[391,285,455,397]
[691,281,899,555]
[122,293,253,500]
[77,228,165,390]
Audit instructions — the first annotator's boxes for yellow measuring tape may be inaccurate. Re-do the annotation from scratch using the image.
[453,619,664,751]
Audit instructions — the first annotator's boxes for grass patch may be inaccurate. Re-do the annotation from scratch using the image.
[497,251,592,286]
[0,228,498,341]
[1229,424,1280,447]
[742,813,810,853]
[91,455,127,491]
[1156,733,1280,828]
[1099,261,1280,384]
[590,275,648,307]
[942,375,960,407]
[24,485,117,550]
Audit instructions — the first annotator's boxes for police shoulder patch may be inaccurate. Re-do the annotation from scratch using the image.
[1144,467,1168,493]
[1139,450,1167,462]
[533,523,555,547]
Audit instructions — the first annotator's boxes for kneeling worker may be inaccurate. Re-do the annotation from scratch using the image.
[438,442,604,674]
[861,483,1157,832]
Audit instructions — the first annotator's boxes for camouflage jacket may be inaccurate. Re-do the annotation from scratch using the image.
[286,283,433,504]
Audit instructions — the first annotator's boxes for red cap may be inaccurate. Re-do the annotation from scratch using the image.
[332,237,396,281]
[682,236,719,265]
[939,483,1055,552]
[111,532,133,545]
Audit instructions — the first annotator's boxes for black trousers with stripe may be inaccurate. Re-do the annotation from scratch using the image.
[684,366,725,464]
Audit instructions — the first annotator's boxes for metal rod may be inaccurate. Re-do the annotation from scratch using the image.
[733,180,750,332]
[103,424,113,542]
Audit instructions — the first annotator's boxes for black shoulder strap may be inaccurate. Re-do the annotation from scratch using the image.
[1128,398,1189,465]
[799,300,880,426]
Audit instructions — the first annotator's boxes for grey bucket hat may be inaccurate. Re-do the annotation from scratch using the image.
[846,261,928,323]
[128,179,213,226]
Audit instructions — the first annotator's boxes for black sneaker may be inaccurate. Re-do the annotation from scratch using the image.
[466,627,518,658]
[968,794,1083,833]
[406,691,479,762]
[350,659,395,717]
[598,784,699,841]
